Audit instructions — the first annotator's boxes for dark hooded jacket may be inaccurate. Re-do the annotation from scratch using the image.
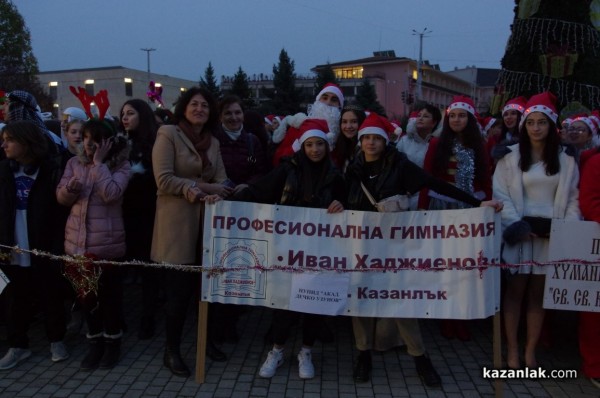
[346,146,481,212]
[233,152,345,209]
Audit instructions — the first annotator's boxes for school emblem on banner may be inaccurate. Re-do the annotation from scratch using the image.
[208,238,268,299]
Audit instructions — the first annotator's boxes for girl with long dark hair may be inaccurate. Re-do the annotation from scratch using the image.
[331,105,366,172]
[493,92,581,369]
[119,99,161,339]
[234,118,345,380]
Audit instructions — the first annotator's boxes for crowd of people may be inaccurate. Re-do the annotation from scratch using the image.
[0,83,598,390]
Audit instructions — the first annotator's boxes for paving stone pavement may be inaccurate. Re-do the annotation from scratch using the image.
[0,283,597,398]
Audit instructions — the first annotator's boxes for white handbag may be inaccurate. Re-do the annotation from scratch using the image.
[360,182,409,213]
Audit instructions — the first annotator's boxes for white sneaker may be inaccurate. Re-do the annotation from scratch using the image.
[297,350,315,379]
[0,347,32,370]
[50,341,70,362]
[259,349,284,378]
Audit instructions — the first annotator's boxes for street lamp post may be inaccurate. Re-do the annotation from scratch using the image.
[412,28,431,102]
[140,48,156,100]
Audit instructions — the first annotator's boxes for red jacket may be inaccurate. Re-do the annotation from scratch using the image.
[272,126,302,167]
[418,137,492,209]
[579,148,600,222]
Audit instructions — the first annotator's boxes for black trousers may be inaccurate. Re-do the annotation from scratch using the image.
[141,266,164,320]
[164,268,201,348]
[1,262,66,348]
[271,309,322,347]
[83,267,124,337]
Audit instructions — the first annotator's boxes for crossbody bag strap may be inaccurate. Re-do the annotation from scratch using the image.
[360,181,378,208]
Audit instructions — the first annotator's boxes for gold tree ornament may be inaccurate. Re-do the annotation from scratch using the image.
[518,0,541,19]
[539,45,579,79]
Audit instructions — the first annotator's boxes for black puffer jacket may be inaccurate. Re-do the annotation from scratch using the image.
[123,139,156,261]
[233,153,346,209]
[346,146,481,212]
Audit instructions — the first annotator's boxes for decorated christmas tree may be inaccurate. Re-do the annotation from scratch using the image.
[494,0,600,113]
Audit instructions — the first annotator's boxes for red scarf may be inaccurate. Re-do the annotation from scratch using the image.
[178,120,212,167]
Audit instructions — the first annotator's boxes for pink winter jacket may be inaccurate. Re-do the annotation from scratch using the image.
[57,155,131,259]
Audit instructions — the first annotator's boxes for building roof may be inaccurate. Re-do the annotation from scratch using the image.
[38,65,189,81]
[312,55,412,71]
[38,66,127,74]
[475,68,501,87]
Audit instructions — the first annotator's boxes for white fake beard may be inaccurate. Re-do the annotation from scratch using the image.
[308,101,340,136]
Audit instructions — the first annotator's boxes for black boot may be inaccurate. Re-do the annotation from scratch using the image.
[206,340,226,362]
[99,337,121,369]
[163,347,190,378]
[353,350,372,382]
[414,354,441,387]
[138,316,155,340]
[80,336,104,371]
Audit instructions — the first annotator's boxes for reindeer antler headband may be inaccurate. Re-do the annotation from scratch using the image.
[69,86,111,120]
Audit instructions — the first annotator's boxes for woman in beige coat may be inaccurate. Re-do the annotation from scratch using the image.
[151,87,231,377]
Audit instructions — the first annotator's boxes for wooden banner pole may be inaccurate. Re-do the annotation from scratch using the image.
[195,300,209,384]
[493,310,504,398]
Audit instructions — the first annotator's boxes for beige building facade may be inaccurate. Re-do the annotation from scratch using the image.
[313,53,500,118]
[220,52,499,119]
[38,66,197,117]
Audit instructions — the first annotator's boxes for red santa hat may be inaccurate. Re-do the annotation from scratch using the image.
[0,90,6,121]
[408,111,419,121]
[357,113,395,144]
[588,110,600,132]
[446,95,476,116]
[571,113,598,135]
[561,117,573,128]
[264,114,276,125]
[520,91,558,129]
[502,96,527,115]
[291,118,330,152]
[481,116,497,136]
[316,83,344,108]
[390,120,403,136]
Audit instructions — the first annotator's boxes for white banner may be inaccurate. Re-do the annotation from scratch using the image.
[545,219,600,312]
[201,202,501,319]
[0,269,8,295]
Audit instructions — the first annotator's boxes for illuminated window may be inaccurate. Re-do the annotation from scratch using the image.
[49,82,58,101]
[333,67,363,80]
[85,79,95,96]
[124,78,133,96]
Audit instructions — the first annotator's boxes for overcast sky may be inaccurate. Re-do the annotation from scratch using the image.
[12,0,515,82]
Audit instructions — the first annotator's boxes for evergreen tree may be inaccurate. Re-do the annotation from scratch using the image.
[355,78,386,116]
[265,48,303,115]
[314,63,338,95]
[230,66,255,109]
[0,0,52,110]
[495,0,600,111]
[199,61,221,100]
